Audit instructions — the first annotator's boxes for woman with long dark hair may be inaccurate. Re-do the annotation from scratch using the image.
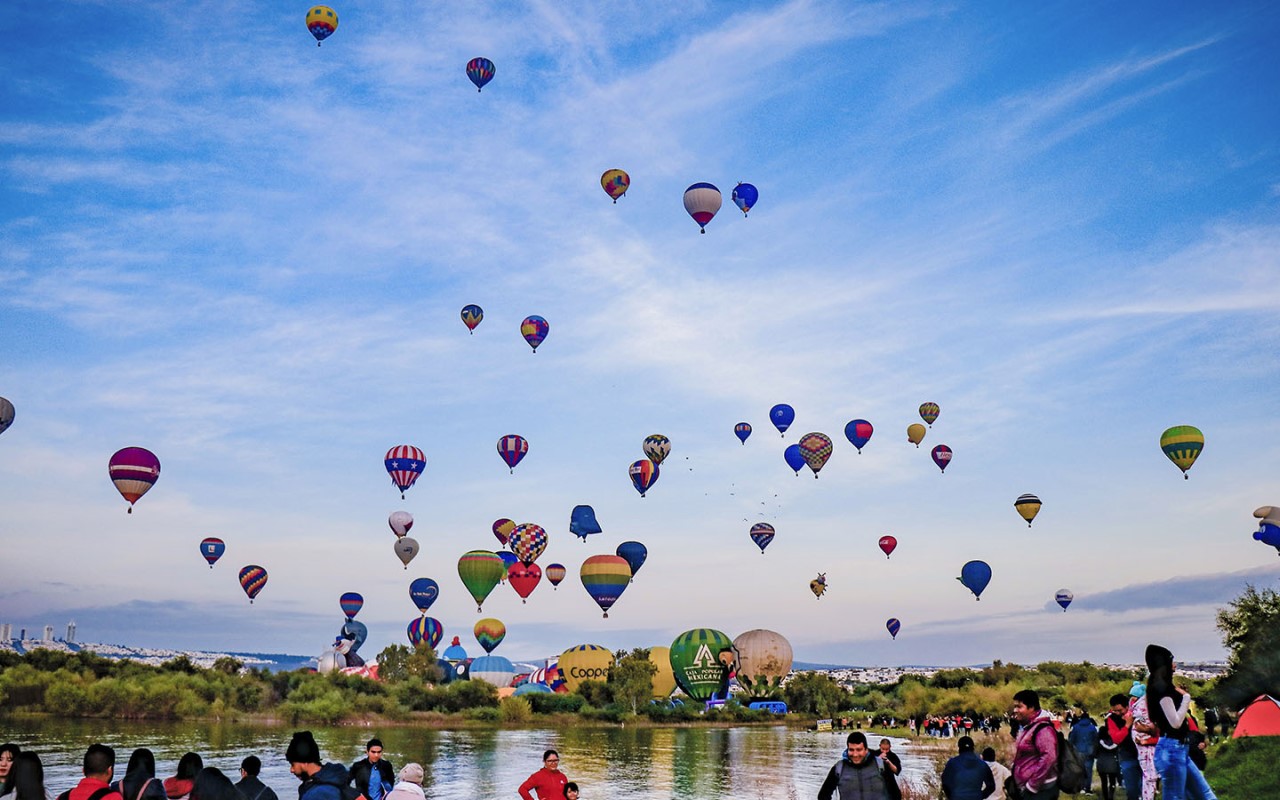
[190,768,239,800]
[111,749,167,800]
[163,754,203,800]
[0,751,51,800]
[0,744,20,798]
[1145,644,1217,800]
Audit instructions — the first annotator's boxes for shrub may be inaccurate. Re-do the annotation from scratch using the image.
[44,682,90,716]
[1203,735,1280,800]
[464,706,500,722]
[499,696,532,724]
[527,693,584,714]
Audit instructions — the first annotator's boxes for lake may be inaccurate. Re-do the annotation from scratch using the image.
[0,720,940,799]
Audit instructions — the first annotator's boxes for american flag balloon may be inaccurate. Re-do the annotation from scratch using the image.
[384,445,426,498]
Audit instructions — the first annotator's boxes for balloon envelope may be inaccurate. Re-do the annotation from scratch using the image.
[508,562,542,602]
[643,434,671,465]
[569,505,602,540]
[1160,425,1204,478]
[239,565,267,603]
[109,447,161,511]
[497,550,519,577]
[466,57,495,91]
[601,169,630,202]
[683,183,722,233]
[580,555,632,617]
[497,435,529,472]
[733,629,792,700]
[810,574,827,598]
[878,535,897,558]
[442,636,468,662]
[493,518,516,546]
[1254,522,1280,553]
[199,537,225,568]
[389,511,414,538]
[521,315,549,352]
[545,563,567,587]
[647,646,677,700]
[409,578,440,613]
[615,541,648,579]
[919,402,940,426]
[385,445,426,497]
[458,550,506,612]
[1055,589,1074,611]
[959,560,992,600]
[629,460,659,497]
[1015,494,1042,526]
[0,397,14,436]
[670,628,735,702]
[907,424,926,447]
[783,444,805,475]
[558,644,614,693]
[731,182,759,216]
[407,616,443,649]
[461,304,483,332]
[749,523,775,554]
[769,404,795,436]
[931,445,953,473]
[886,618,901,639]
[339,592,363,620]
[509,523,548,565]
[474,618,506,654]
[305,6,338,44]
[844,419,873,453]
[394,537,420,569]
[734,423,752,444]
[797,432,834,477]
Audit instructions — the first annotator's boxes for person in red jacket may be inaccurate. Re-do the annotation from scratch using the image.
[517,751,566,800]
[61,744,124,800]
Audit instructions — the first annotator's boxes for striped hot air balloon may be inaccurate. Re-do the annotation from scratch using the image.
[384,445,425,498]
[749,523,775,554]
[1160,425,1204,479]
[734,422,752,444]
[466,57,495,91]
[545,563,567,589]
[497,435,529,473]
[1015,494,1042,527]
[683,183,722,233]
[239,565,268,604]
[458,550,505,612]
[580,555,631,618]
[199,537,225,568]
[474,618,506,654]
[109,447,160,513]
[339,592,363,620]
[629,460,659,497]
[919,402,940,426]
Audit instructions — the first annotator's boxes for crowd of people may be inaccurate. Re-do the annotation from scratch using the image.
[818,644,1220,799]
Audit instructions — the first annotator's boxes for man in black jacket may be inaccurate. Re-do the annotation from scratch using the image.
[348,740,393,800]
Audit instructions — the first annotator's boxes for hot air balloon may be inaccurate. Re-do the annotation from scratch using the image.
[643,434,671,465]
[521,315,549,352]
[580,554,631,618]
[458,550,506,612]
[1253,507,1280,556]
[384,445,425,499]
[683,183,722,233]
[474,618,506,654]
[1015,494,1042,527]
[1055,589,1074,612]
[409,578,439,613]
[907,424,926,448]
[407,616,443,649]
[648,646,677,699]
[601,169,630,203]
[339,592,363,620]
[493,518,516,546]
[239,565,267,604]
[1160,425,1204,479]
[569,505,602,541]
[919,403,940,426]
[931,444,952,473]
[878,535,897,559]
[497,435,529,473]
[734,423,752,444]
[497,550,519,579]
[443,636,468,662]
[886,618,901,640]
[770,404,795,436]
[389,511,414,538]
[546,563,567,588]
[844,419,873,453]
[629,459,659,497]
[461,304,483,333]
[0,397,14,436]
[508,562,542,603]
[109,447,160,513]
[798,432,833,478]
[394,537,419,569]
[509,523,548,565]
[670,628,735,702]
[958,560,992,600]
[810,573,827,598]
[558,644,614,693]
[733,629,791,700]
[731,182,759,217]
[749,523,775,554]
[616,541,648,580]
[199,537,225,568]
[466,57,495,91]
[783,444,805,475]
[305,6,338,46]
[515,682,552,697]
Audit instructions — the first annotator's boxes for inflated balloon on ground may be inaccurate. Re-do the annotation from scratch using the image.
[733,629,792,700]
[670,628,736,702]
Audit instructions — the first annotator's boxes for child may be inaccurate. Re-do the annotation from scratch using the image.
[563,782,579,800]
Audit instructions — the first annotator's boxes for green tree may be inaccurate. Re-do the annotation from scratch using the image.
[574,679,613,708]
[377,644,443,683]
[609,648,657,715]
[1214,584,1280,709]
[211,656,244,675]
[783,672,848,716]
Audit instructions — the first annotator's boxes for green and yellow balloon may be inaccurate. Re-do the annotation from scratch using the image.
[1160,425,1204,480]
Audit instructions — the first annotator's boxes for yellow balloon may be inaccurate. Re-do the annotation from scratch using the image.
[907,423,926,448]
[647,646,676,700]
[558,644,614,693]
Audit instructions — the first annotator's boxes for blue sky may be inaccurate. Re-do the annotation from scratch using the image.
[2,1,1278,668]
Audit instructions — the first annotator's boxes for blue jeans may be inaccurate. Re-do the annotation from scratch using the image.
[1079,753,1095,791]
[1153,738,1217,800]
[1118,756,1142,799]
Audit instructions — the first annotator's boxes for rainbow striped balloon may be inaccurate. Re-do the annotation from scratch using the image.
[580,555,631,618]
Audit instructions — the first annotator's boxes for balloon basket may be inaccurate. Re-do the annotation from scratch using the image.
[127,507,133,514]
[602,612,609,618]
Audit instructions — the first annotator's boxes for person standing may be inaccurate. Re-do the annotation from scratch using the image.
[348,740,393,800]
[1011,690,1059,800]
[383,765,423,800]
[285,732,349,800]
[1145,645,1218,800]
[817,732,888,800]
[876,740,902,800]
[163,755,202,800]
[110,750,165,800]
[61,745,124,800]
[1067,713,1098,793]
[981,748,1011,800]
[517,751,566,800]
[1,752,50,800]
[941,736,995,800]
[233,758,276,800]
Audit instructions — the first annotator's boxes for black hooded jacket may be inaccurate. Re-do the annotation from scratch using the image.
[1145,643,1189,741]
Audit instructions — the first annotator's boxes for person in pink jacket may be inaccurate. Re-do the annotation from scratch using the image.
[1011,690,1059,800]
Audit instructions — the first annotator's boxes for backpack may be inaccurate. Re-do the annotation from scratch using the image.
[1030,721,1087,794]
